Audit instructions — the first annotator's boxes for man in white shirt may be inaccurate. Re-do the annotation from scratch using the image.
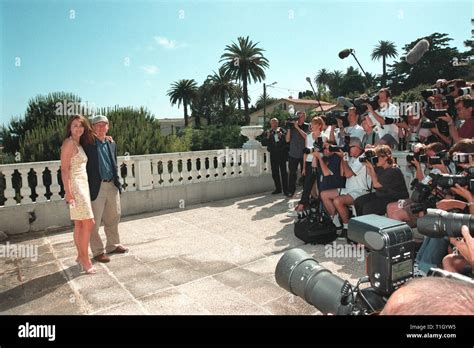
[329,107,365,146]
[320,137,372,238]
[366,88,401,148]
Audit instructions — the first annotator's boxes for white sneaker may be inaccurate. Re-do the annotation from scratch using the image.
[286,211,298,217]
[332,214,342,228]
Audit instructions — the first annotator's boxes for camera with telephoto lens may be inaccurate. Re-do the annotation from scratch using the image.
[458,87,472,97]
[453,153,473,165]
[409,179,443,214]
[325,110,349,128]
[303,137,324,155]
[275,215,415,315]
[358,149,378,165]
[417,209,474,238]
[275,214,474,315]
[383,115,409,125]
[406,147,427,164]
[421,85,456,99]
[329,136,351,153]
[353,94,380,114]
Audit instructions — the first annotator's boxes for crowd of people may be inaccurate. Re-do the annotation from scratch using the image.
[264,80,474,279]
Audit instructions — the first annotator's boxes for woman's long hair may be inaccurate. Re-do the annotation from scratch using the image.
[65,115,95,146]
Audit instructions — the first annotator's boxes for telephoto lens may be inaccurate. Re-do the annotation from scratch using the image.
[275,248,353,315]
[417,209,474,238]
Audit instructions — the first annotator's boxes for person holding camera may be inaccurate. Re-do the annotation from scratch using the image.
[320,137,371,237]
[265,118,289,195]
[361,117,379,148]
[329,107,365,146]
[365,88,401,148]
[443,225,474,275]
[354,145,409,216]
[414,139,474,275]
[290,116,331,215]
[285,111,309,197]
[438,95,474,144]
[387,142,451,225]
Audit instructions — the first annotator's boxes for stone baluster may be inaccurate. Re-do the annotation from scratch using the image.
[1,168,17,207]
[19,167,32,204]
[48,163,62,201]
[33,166,47,203]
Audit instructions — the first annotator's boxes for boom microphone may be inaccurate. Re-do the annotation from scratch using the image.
[338,49,353,59]
[406,39,430,65]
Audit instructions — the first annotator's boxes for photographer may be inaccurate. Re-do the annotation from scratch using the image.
[285,111,309,197]
[320,137,371,237]
[387,142,451,225]
[292,117,331,214]
[354,145,409,216]
[365,88,401,148]
[438,95,474,144]
[414,139,474,275]
[361,117,378,148]
[265,118,288,195]
[329,107,365,145]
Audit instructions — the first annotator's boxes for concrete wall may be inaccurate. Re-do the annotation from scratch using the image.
[0,173,273,236]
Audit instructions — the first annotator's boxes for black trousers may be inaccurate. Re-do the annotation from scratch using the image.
[299,162,317,206]
[270,153,288,193]
[288,156,304,195]
[354,192,396,216]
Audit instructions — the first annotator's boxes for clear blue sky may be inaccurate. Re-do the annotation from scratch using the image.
[1,0,472,126]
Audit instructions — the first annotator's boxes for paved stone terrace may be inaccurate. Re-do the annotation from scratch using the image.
[0,192,365,315]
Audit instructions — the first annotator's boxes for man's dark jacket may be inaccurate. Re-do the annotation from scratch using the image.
[83,140,122,201]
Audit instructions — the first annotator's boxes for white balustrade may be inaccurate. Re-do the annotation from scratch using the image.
[0,148,270,207]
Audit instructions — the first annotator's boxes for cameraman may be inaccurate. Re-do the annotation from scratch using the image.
[285,111,309,197]
[438,95,474,144]
[354,145,409,216]
[365,88,401,148]
[320,137,371,237]
[265,118,288,195]
[329,107,365,145]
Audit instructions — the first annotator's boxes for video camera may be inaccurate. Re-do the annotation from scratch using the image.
[353,94,380,115]
[419,108,450,136]
[325,110,349,128]
[358,149,378,166]
[275,214,474,315]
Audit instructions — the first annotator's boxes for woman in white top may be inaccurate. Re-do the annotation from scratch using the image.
[293,116,332,213]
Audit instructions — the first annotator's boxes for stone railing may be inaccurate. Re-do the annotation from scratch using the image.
[0,148,270,207]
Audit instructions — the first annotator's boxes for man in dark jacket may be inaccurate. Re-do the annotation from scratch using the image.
[265,118,289,195]
[83,115,128,263]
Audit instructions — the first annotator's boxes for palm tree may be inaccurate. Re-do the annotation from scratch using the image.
[220,36,269,125]
[207,67,235,124]
[233,83,243,110]
[167,79,198,127]
[371,40,398,88]
[327,70,344,97]
[315,68,330,90]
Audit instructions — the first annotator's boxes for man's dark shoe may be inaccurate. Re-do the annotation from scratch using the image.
[272,190,282,194]
[93,253,110,263]
[109,245,129,254]
[286,192,294,198]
